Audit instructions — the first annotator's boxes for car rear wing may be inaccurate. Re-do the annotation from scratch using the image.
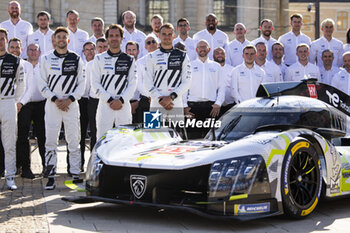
[256,79,350,117]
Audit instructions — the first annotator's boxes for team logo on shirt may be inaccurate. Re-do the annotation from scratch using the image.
[143,110,162,129]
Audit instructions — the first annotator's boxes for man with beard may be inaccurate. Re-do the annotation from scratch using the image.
[121,11,146,59]
[0,1,33,59]
[278,14,311,66]
[319,49,340,85]
[16,43,45,179]
[148,15,163,43]
[226,23,250,67]
[144,23,191,127]
[254,42,282,83]
[252,19,277,61]
[66,10,89,57]
[28,11,53,56]
[193,13,228,61]
[91,24,137,139]
[310,18,343,68]
[271,42,287,79]
[213,47,234,116]
[173,18,196,61]
[231,45,265,103]
[285,44,320,81]
[0,29,25,189]
[38,27,85,190]
[87,17,105,44]
[184,40,224,139]
[331,52,350,94]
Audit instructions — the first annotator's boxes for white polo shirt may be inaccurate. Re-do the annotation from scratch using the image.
[271,60,288,80]
[256,60,283,83]
[28,29,54,56]
[20,61,45,105]
[225,39,250,67]
[251,35,277,61]
[87,34,105,44]
[186,58,225,106]
[122,28,146,59]
[193,29,229,61]
[310,36,343,68]
[231,63,265,102]
[0,18,33,59]
[278,31,311,66]
[284,61,320,81]
[219,63,235,105]
[331,69,350,94]
[173,36,197,61]
[319,66,341,85]
[67,27,89,57]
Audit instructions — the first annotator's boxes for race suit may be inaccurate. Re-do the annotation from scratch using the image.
[38,50,85,176]
[91,50,137,139]
[0,53,25,177]
[144,47,192,120]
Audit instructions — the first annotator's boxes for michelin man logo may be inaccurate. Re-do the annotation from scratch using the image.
[143,110,162,129]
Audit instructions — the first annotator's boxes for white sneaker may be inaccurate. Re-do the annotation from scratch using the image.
[6,177,17,190]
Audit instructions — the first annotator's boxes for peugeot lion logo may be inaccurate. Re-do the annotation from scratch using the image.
[130,175,147,199]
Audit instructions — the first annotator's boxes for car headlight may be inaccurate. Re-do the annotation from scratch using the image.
[85,147,104,188]
[208,155,269,200]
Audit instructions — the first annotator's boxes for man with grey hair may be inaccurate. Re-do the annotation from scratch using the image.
[87,17,105,43]
[226,23,250,67]
[0,1,33,59]
[310,18,343,68]
[252,19,277,61]
[331,52,350,94]
[122,10,146,59]
[319,49,341,85]
[193,13,229,61]
[66,10,89,57]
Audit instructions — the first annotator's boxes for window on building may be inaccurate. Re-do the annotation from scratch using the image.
[337,11,348,31]
[303,15,312,31]
[213,0,237,29]
[146,0,169,25]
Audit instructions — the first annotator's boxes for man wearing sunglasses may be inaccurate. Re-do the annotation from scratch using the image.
[173,18,196,61]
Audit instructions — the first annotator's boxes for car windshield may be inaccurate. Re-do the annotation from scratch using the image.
[210,106,331,141]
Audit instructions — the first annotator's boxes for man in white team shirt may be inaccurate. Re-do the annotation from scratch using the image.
[87,17,105,44]
[193,13,229,61]
[271,42,287,79]
[226,23,250,67]
[231,45,265,103]
[252,19,277,61]
[319,49,340,85]
[28,11,53,56]
[285,44,320,81]
[255,42,282,83]
[332,52,350,94]
[148,15,163,43]
[173,18,196,61]
[66,10,89,57]
[310,18,343,68]
[0,1,33,59]
[278,13,311,66]
[212,47,235,116]
[121,11,146,59]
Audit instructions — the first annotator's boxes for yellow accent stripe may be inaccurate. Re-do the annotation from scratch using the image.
[261,84,270,97]
[229,194,248,201]
[136,155,154,161]
[305,166,315,175]
[291,142,309,155]
[266,134,290,167]
[302,156,309,170]
[64,180,86,192]
[301,197,318,216]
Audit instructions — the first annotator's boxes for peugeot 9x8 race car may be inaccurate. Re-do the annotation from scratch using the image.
[63,80,350,220]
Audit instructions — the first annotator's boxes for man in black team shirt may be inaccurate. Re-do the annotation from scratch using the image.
[38,27,85,190]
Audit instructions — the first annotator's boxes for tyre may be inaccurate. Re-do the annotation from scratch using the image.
[281,138,322,218]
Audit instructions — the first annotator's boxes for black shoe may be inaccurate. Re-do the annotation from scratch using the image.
[0,169,4,177]
[45,177,55,190]
[15,167,21,175]
[21,169,35,179]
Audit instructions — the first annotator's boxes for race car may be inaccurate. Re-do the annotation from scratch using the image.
[63,80,350,220]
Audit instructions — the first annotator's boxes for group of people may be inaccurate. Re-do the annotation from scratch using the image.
[1,0,350,191]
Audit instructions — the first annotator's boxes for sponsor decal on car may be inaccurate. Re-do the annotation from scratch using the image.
[234,203,270,215]
[130,175,147,199]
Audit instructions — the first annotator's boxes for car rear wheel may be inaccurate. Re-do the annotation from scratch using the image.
[281,138,322,218]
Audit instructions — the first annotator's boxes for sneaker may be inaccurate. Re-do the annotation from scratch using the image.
[45,177,56,190]
[6,177,17,190]
[21,169,35,179]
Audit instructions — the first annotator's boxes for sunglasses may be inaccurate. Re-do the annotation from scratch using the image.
[146,40,156,45]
